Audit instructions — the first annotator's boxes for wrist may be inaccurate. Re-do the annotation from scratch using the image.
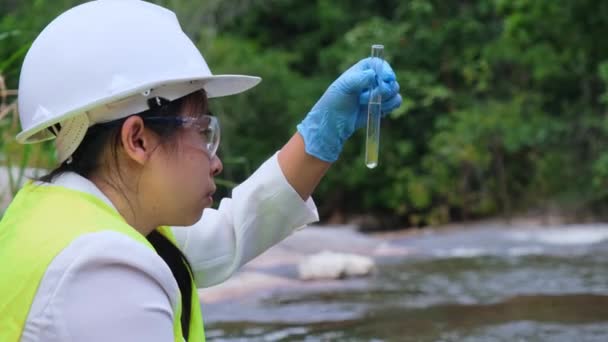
[278,132,331,200]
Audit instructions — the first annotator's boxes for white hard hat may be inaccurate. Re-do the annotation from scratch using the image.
[17,0,261,163]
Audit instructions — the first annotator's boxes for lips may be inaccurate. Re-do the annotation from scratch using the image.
[206,185,216,199]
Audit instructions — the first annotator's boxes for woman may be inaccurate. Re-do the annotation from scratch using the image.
[0,0,402,341]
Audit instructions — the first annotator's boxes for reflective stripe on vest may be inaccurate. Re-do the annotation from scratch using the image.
[0,182,205,341]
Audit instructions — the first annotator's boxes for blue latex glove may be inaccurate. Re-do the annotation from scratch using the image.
[297,58,402,162]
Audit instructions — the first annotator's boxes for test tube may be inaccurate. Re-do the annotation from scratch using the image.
[365,44,384,169]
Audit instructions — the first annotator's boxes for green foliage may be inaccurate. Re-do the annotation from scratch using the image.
[3,0,608,225]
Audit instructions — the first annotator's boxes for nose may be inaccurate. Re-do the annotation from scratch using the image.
[210,155,223,177]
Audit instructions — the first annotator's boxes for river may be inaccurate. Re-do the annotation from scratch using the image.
[200,223,608,341]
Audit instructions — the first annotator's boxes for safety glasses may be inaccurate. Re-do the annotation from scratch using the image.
[144,114,220,159]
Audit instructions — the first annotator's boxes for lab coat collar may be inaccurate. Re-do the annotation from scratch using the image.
[51,172,118,212]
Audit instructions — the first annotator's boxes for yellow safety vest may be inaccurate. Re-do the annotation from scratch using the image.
[0,182,205,341]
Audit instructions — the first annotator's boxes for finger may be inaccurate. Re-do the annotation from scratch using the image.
[391,80,400,94]
[380,61,397,82]
[377,80,399,99]
[358,80,400,104]
[355,58,397,83]
[381,94,402,115]
[338,69,376,94]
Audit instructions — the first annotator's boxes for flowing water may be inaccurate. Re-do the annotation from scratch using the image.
[202,224,608,341]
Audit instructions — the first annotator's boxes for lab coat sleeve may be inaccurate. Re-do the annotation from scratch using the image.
[171,152,319,288]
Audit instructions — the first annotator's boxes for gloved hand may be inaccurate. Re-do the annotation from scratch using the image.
[297,57,402,162]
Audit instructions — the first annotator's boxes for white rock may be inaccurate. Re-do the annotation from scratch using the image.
[297,250,375,281]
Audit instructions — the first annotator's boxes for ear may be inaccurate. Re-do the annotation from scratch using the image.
[120,116,158,166]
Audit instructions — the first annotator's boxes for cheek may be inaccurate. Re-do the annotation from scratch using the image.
[175,136,211,178]
[178,153,213,219]
[184,151,210,177]
[173,149,212,194]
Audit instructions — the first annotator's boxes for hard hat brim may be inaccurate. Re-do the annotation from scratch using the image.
[202,74,262,98]
[16,74,262,144]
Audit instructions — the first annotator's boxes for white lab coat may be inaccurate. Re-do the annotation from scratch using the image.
[20,152,319,342]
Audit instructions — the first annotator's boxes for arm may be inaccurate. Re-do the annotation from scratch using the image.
[174,58,401,288]
[280,57,402,201]
[277,132,331,200]
[172,152,319,288]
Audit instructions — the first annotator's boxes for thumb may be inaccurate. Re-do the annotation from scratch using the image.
[337,68,376,94]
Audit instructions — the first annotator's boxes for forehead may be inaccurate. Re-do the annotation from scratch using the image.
[180,91,209,119]
[180,115,214,129]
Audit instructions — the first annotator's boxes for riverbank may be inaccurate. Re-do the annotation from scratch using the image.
[199,224,410,304]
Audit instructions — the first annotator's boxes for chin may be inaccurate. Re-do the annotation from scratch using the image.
[187,210,205,226]
[202,195,214,209]
[172,210,203,228]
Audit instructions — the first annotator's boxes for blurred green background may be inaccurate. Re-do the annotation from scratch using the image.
[3,0,608,228]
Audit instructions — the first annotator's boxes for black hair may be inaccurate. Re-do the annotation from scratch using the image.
[39,89,208,339]
[147,230,194,340]
[39,90,207,183]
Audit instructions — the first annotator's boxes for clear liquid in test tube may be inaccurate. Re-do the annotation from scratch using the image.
[365,44,384,169]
